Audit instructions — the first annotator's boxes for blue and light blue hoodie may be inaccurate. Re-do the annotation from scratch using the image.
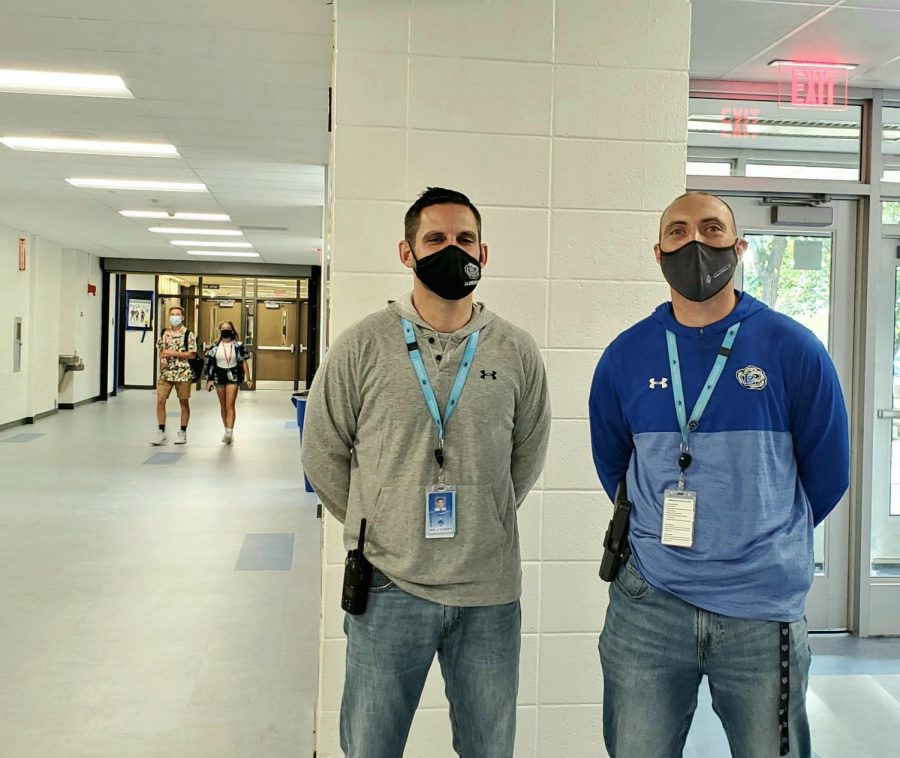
[589,292,849,622]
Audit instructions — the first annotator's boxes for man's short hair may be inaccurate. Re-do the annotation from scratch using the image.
[404,187,482,246]
[659,192,737,241]
[169,305,184,315]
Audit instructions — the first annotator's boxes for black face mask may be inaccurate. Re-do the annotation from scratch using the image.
[659,241,738,302]
[220,330,235,340]
[411,244,482,301]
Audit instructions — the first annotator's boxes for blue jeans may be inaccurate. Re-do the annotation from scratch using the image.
[340,570,521,758]
[600,559,811,758]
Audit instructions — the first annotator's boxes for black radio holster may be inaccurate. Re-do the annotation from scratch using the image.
[599,481,632,583]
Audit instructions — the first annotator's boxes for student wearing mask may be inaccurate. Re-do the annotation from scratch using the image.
[153,305,197,445]
[205,320,252,445]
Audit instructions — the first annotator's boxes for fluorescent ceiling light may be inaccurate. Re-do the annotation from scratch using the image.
[169,240,253,248]
[120,211,230,221]
[149,227,243,236]
[0,136,176,157]
[768,60,857,70]
[0,69,134,98]
[186,251,260,258]
[66,178,206,192]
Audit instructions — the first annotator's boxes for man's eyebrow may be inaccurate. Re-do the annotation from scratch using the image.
[663,216,727,233]
[663,218,688,233]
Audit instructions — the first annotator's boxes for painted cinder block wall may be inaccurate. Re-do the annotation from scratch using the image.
[318,2,690,755]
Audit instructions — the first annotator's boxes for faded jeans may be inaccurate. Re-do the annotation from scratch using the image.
[600,558,812,758]
[340,569,521,758]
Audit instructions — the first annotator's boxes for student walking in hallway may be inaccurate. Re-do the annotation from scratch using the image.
[206,320,253,445]
[153,306,198,445]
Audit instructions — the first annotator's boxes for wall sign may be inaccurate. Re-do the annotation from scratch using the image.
[777,64,849,111]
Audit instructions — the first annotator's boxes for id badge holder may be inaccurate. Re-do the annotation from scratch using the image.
[425,483,457,539]
[226,368,235,382]
[661,488,696,548]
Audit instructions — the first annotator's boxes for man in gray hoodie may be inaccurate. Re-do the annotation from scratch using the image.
[302,187,551,758]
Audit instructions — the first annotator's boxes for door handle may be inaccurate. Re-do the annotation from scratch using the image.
[299,344,308,353]
[878,409,900,419]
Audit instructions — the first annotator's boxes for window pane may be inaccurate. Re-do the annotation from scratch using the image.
[881,106,900,183]
[741,232,833,576]
[875,267,900,576]
[688,98,862,181]
[686,161,731,176]
[746,164,859,181]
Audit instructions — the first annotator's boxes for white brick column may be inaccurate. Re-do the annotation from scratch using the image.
[319,2,690,756]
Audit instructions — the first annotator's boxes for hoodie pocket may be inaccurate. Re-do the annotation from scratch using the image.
[367,483,511,587]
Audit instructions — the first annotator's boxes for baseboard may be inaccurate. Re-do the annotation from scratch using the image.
[122,384,155,390]
[0,407,58,432]
[59,395,102,411]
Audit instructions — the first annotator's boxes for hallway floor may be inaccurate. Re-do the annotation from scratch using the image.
[0,389,320,757]
[2,391,898,757]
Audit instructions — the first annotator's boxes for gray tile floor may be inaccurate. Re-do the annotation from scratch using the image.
[0,389,320,758]
[682,635,900,757]
[3,391,899,757]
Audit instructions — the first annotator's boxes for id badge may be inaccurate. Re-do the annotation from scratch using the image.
[425,484,456,539]
[226,369,235,382]
[661,489,696,548]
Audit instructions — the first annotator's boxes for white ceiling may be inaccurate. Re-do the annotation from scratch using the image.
[0,0,331,265]
[3,0,900,267]
[691,0,900,87]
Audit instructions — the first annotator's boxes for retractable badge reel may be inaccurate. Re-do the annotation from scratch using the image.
[662,434,696,549]
[425,441,457,539]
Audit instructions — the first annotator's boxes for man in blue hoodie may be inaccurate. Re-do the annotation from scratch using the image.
[589,192,849,758]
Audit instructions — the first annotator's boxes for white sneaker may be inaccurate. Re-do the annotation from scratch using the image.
[222,430,233,445]
[174,430,187,445]
[151,430,167,446]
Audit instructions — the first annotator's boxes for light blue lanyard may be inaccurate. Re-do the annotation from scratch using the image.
[666,322,741,461]
[401,318,479,471]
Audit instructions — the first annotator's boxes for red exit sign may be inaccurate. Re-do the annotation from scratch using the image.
[777,64,849,110]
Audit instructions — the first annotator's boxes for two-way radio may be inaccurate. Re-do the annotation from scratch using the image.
[341,518,373,615]
[599,481,633,583]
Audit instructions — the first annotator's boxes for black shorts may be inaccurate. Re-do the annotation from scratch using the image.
[212,367,242,386]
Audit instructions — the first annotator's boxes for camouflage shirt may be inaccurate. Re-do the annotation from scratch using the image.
[158,328,197,383]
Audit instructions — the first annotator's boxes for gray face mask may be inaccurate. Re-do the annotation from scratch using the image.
[659,241,738,302]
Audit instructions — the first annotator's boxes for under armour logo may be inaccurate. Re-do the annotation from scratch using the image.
[648,377,669,389]
[480,370,497,380]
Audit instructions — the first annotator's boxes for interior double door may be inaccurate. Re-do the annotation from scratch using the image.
[255,301,309,385]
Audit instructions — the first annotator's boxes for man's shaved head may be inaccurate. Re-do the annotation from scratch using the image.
[658,192,737,242]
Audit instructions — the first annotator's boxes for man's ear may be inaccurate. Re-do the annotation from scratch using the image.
[399,240,416,270]
[480,243,489,270]
[654,242,662,266]
[735,237,748,263]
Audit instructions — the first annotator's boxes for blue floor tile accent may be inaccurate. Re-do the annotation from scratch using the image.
[235,533,295,571]
[2,433,46,443]
[144,452,185,465]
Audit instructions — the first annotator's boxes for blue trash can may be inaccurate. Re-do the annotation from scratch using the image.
[291,392,314,493]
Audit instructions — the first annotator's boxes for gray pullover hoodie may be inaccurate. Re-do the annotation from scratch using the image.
[302,293,551,606]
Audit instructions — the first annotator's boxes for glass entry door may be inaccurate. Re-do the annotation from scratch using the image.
[730,197,856,630]
[868,218,900,634]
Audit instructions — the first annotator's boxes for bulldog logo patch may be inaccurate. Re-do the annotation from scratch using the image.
[736,365,768,391]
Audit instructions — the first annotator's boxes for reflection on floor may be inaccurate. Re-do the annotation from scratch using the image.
[0,390,320,758]
[684,635,900,758]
